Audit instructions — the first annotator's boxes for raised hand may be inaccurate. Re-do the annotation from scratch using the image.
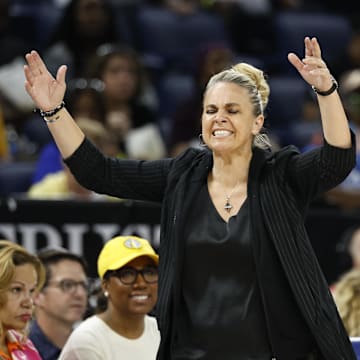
[24,51,67,112]
[287,37,334,92]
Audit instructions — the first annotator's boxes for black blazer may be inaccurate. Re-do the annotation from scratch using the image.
[66,135,357,360]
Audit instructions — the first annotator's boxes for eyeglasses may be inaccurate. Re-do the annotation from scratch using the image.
[108,266,158,285]
[46,279,89,294]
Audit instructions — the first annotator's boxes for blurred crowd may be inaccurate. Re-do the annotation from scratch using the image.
[0,0,360,208]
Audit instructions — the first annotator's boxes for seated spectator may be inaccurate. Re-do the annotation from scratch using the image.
[43,0,121,81]
[59,235,160,360]
[323,69,360,209]
[0,239,45,360]
[289,90,322,151]
[332,268,360,337]
[87,44,165,160]
[31,81,107,184]
[207,0,274,58]
[28,117,119,199]
[29,246,89,360]
[0,0,31,67]
[337,226,360,275]
[332,29,360,80]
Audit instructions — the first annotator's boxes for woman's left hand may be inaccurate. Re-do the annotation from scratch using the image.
[288,37,334,92]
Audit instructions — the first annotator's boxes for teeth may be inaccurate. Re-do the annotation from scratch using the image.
[213,130,232,137]
[132,295,148,301]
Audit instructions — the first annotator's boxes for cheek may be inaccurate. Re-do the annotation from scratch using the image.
[201,116,212,133]
[1,303,16,321]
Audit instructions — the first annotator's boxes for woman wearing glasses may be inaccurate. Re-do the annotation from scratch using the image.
[59,235,160,360]
[0,240,45,360]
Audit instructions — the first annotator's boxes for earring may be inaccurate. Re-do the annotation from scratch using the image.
[104,291,109,297]
[198,134,207,147]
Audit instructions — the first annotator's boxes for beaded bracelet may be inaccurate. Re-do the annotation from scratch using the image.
[39,101,66,119]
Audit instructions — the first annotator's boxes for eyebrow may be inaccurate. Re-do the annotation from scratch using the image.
[11,280,37,288]
[205,102,239,108]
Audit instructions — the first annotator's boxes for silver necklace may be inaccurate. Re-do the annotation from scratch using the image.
[224,183,241,213]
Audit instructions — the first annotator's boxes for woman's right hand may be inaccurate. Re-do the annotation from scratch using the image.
[24,50,67,112]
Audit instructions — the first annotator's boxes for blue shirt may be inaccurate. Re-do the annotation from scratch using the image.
[29,320,61,360]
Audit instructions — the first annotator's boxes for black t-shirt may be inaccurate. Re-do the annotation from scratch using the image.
[173,184,271,359]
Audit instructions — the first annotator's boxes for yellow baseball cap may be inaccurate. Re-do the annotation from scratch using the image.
[97,236,159,279]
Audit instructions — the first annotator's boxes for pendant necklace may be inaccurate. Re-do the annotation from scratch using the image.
[224,182,241,213]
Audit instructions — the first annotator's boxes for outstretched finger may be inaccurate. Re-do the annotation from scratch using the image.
[311,37,321,59]
[288,52,304,72]
[56,65,67,86]
[23,65,35,86]
[304,37,312,58]
[31,50,49,76]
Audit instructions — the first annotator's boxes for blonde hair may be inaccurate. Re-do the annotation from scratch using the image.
[205,62,271,149]
[332,269,360,337]
[0,240,45,336]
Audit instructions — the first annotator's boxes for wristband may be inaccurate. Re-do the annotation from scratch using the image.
[312,77,338,96]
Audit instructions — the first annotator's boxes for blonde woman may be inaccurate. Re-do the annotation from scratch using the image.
[24,37,356,359]
[0,240,45,360]
[333,269,360,337]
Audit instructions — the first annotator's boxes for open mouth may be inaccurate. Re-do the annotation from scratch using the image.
[212,130,233,137]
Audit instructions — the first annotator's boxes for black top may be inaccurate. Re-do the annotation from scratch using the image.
[174,184,271,359]
[65,136,357,360]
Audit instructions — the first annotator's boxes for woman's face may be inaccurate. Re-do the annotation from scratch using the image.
[76,0,108,38]
[103,257,158,317]
[102,56,138,103]
[202,82,263,155]
[0,264,37,331]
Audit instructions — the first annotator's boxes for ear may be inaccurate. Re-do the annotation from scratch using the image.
[252,115,264,135]
[101,279,108,293]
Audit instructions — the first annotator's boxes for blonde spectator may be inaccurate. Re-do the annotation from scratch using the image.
[28,117,119,200]
[333,269,360,337]
[0,240,45,359]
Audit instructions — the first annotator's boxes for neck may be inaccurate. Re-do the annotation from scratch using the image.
[211,151,252,188]
[99,307,145,339]
[35,313,74,348]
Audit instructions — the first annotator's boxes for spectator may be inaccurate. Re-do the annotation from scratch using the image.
[332,29,360,81]
[59,235,160,360]
[44,0,121,80]
[0,239,45,360]
[25,77,106,156]
[0,0,31,67]
[332,268,360,337]
[87,44,165,159]
[29,246,89,360]
[28,117,119,199]
[337,226,360,276]
[323,69,360,209]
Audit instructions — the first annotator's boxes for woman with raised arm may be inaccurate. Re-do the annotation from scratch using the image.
[24,37,356,359]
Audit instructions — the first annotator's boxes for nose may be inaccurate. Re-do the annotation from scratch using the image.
[21,293,34,308]
[214,112,228,123]
[73,284,88,297]
[133,273,147,288]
